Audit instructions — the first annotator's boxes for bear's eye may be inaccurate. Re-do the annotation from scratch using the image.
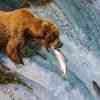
[47,33,58,43]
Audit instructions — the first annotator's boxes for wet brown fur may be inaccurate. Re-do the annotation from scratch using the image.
[0,9,60,64]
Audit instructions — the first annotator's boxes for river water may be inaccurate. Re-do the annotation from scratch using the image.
[0,0,100,100]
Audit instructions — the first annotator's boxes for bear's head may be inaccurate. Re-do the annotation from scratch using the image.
[30,19,63,49]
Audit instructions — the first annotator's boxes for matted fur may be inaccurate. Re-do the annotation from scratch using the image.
[0,9,60,64]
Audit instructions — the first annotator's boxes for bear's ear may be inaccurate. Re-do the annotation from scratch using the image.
[41,22,50,30]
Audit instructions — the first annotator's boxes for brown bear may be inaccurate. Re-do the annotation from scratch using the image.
[0,8,62,64]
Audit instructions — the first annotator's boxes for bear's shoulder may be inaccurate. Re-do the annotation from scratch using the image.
[14,9,33,18]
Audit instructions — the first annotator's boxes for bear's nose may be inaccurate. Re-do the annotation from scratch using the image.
[57,41,63,48]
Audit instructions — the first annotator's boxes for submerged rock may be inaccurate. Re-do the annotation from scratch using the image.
[93,81,100,96]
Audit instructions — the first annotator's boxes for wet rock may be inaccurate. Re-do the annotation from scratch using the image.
[0,63,16,84]
[93,81,100,96]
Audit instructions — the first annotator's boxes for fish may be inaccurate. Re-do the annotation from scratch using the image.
[48,48,68,79]
[53,49,67,74]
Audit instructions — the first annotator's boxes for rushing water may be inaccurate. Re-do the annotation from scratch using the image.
[0,0,100,100]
